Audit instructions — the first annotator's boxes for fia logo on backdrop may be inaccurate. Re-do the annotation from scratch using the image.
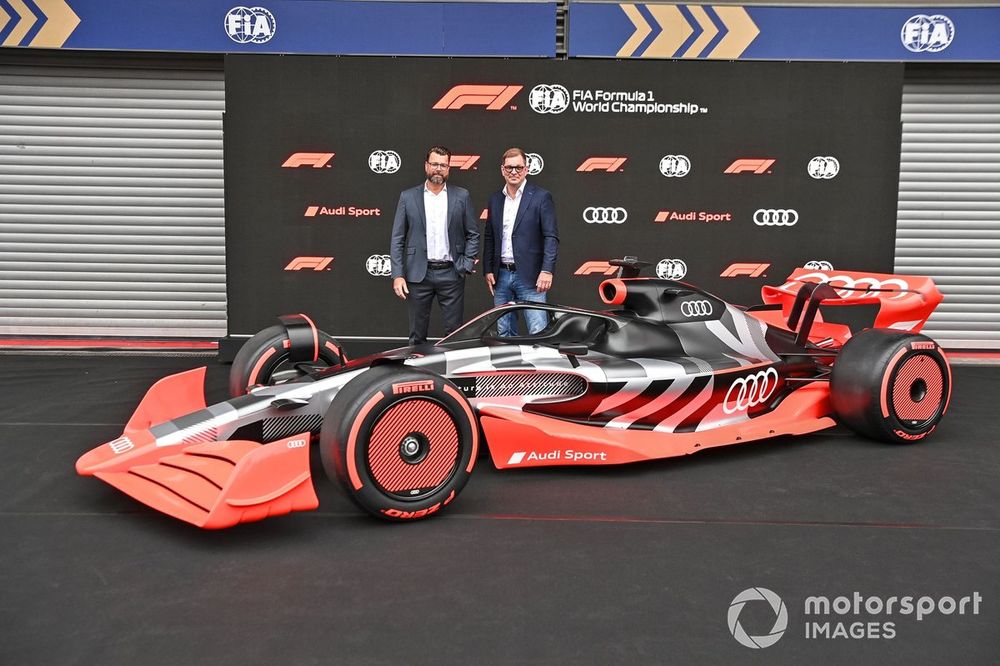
[225,7,276,44]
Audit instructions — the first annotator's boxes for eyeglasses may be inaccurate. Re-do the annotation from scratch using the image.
[426,161,450,170]
[502,165,526,173]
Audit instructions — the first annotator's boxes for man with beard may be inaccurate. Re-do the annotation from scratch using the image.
[390,145,479,345]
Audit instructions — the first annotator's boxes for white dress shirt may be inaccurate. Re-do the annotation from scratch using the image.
[423,183,451,262]
[501,179,525,265]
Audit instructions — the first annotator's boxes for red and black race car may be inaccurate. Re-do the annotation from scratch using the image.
[77,259,952,528]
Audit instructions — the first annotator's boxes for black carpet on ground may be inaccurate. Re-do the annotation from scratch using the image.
[1,354,997,665]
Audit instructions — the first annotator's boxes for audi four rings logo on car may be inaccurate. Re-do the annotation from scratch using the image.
[724,368,779,414]
[790,272,910,300]
[528,84,571,114]
[366,255,391,276]
[225,6,276,44]
[902,15,955,53]
[754,209,799,226]
[804,260,834,271]
[659,155,691,177]
[369,150,401,174]
[680,300,713,317]
[808,156,839,179]
[583,207,628,224]
[656,259,687,280]
[526,153,544,175]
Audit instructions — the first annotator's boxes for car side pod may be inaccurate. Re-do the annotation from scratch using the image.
[76,366,319,529]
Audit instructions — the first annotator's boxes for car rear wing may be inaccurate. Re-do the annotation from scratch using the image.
[760,268,944,345]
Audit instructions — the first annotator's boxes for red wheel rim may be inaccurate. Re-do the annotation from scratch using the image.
[891,354,945,425]
[367,398,460,499]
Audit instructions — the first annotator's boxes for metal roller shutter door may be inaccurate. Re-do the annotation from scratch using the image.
[0,60,225,338]
[897,66,1000,349]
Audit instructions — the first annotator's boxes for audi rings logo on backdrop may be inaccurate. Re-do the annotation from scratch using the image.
[804,260,834,271]
[369,150,401,174]
[656,259,687,280]
[680,300,713,317]
[808,156,840,179]
[901,14,955,53]
[526,153,544,175]
[583,207,628,224]
[723,368,779,414]
[366,255,392,276]
[225,6,276,44]
[659,155,691,177]
[754,209,799,226]
[528,84,570,114]
[728,588,788,649]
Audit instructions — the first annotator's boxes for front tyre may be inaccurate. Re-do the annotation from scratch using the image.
[320,365,478,521]
[830,329,951,443]
[229,323,345,398]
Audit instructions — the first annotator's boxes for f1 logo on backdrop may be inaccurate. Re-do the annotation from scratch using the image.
[574,261,618,276]
[526,153,544,175]
[528,84,570,114]
[449,155,480,170]
[433,85,522,110]
[583,207,627,224]
[659,155,691,177]
[754,209,798,226]
[902,14,955,53]
[577,157,627,172]
[282,153,334,168]
[721,263,770,278]
[808,156,839,179]
[285,257,333,271]
[369,150,401,174]
[656,259,687,280]
[724,159,774,174]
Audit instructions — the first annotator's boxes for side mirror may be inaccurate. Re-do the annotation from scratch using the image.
[558,343,589,368]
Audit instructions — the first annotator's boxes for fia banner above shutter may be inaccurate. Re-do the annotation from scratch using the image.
[569,3,1000,62]
[0,0,555,56]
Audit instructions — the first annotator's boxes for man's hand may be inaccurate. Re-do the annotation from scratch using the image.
[536,271,553,293]
[485,272,495,296]
[393,277,409,300]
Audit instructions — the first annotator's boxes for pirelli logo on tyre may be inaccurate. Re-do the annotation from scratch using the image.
[433,85,523,111]
[583,207,627,224]
[392,380,435,395]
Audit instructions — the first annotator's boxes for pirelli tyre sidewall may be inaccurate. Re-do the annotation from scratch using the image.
[228,324,344,397]
[831,329,951,444]
[320,365,478,521]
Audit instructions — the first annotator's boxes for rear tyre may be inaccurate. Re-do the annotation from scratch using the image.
[830,329,950,443]
[320,365,478,521]
[229,324,345,397]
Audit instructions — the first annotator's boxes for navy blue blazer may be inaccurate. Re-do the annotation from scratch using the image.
[390,184,479,283]
[482,182,559,285]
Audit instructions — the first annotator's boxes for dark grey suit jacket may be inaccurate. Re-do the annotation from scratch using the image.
[390,183,479,283]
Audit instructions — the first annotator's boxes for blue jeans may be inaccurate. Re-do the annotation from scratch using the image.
[494,268,548,335]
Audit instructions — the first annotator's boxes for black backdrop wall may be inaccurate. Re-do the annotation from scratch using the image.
[224,55,903,339]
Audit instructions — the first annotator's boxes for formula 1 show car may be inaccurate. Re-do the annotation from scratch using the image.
[77,259,952,528]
